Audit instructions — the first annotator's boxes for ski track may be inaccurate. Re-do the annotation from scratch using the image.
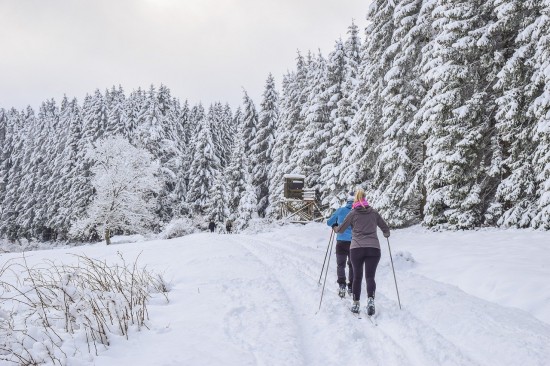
[219,239,305,366]
[230,230,550,366]
[244,235,476,366]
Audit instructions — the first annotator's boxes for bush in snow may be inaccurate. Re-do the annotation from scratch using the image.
[159,217,198,239]
[0,253,169,365]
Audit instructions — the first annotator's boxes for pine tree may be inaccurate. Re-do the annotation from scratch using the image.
[236,168,258,229]
[242,90,258,153]
[340,0,397,191]
[268,73,295,216]
[370,0,426,227]
[225,108,247,215]
[320,34,358,208]
[205,174,229,222]
[530,0,550,228]
[106,85,127,135]
[284,52,310,175]
[485,0,541,227]
[295,50,330,192]
[56,99,87,238]
[186,110,220,216]
[415,0,497,229]
[0,109,25,240]
[252,74,279,217]
[28,100,60,240]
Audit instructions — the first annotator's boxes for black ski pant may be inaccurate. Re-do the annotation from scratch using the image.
[350,247,381,301]
[335,240,353,289]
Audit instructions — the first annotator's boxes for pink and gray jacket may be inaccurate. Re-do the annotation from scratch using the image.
[335,201,390,250]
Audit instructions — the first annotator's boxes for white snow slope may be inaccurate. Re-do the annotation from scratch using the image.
[1,223,550,365]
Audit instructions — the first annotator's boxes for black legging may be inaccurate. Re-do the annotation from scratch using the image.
[350,247,381,301]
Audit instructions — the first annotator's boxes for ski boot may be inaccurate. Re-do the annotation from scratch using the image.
[338,284,346,298]
[350,301,360,314]
[367,297,375,316]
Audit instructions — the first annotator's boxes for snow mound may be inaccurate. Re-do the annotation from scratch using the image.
[159,218,198,239]
[239,218,279,234]
[391,250,416,270]
[110,234,149,244]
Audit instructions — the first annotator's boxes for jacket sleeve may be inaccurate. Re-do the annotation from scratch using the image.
[376,212,390,237]
[335,210,353,233]
[327,208,340,227]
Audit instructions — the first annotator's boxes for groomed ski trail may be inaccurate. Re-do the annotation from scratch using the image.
[227,227,550,366]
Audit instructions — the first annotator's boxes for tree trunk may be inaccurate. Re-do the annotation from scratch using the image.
[105,228,111,245]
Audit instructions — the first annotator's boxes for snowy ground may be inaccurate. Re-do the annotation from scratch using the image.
[1,223,550,365]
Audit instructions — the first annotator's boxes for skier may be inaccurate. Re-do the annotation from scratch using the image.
[334,188,390,316]
[326,191,355,298]
[226,219,233,234]
[208,220,216,233]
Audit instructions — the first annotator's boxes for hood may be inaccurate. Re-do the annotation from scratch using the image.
[355,205,373,214]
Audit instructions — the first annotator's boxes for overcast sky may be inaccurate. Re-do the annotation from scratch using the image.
[0,0,370,111]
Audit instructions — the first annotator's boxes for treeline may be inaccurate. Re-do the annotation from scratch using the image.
[1,0,550,242]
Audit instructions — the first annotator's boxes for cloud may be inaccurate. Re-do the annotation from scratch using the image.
[0,0,370,110]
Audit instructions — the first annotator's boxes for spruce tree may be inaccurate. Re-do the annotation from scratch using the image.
[340,0,397,191]
[530,0,550,228]
[225,108,247,215]
[370,0,426,227]
[415,0,497,229]
[485,0,541,227]
[186,110,220,216]
[295,50,330,192]
[253,74,279,217]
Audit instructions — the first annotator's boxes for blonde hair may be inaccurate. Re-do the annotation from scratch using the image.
[354,189,366,203]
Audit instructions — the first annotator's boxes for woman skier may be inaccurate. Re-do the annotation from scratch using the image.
[334,188,390,316]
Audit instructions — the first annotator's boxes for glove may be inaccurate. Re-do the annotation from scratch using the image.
[331,224,338,228]
[332,225,339,233]
[384,232,390,238]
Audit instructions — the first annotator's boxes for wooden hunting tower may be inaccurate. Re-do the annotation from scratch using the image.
[279,174,324,223]
[284,175,305,199]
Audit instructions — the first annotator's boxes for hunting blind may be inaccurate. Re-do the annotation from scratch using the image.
[279,174,324,223]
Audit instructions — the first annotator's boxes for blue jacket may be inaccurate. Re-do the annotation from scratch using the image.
[327,201,353,242]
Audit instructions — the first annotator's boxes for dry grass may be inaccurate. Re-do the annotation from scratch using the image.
[0,252,169,365]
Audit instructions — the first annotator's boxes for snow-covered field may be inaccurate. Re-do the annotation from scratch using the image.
[1,223,550,365]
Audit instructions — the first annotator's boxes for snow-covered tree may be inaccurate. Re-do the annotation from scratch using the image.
[252,74,279,217]
[70,136,161,244]
[186,111,220,216]
[485,0,541,227]
[268,73,295,217]
[415,0,496,229]
[226,108,247,215]
[530,0,550,229]
[370,0,426,227]
[340,0,397,190]
[235,169,258,230]
[294,50,330,191]
[320,33,359,208]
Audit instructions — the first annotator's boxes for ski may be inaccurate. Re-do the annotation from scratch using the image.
[350,308,362,319]
[367,314,378,326]
[348,302,378,326]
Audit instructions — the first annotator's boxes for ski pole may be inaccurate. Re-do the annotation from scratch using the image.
[386,237,402,310]
[317,230,335,313]
[318,230,334,285]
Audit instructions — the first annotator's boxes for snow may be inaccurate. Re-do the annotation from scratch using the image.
[1,223,550,365]
[283,174,306,179]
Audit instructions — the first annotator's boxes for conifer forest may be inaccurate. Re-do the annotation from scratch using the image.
[1,0,550,243]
